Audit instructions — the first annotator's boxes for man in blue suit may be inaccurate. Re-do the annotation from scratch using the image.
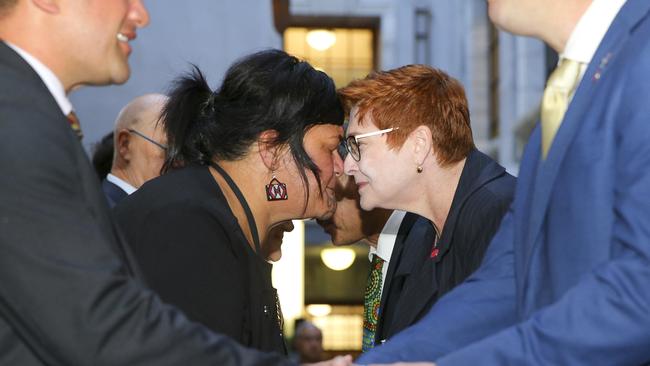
[358,0,650,364]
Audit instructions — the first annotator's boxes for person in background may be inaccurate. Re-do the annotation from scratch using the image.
[292,320,324,364]
[91,131,114,180]
[360,0,650,365]
[316,173,425,349]
[115,50,345,355]
[103,93,168,207]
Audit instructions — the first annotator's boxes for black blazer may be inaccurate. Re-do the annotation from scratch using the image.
[114,165,286,354]
[102,178,129,207]
[0,41,292,365]
[375,149,516,344]
[374,211,421,344]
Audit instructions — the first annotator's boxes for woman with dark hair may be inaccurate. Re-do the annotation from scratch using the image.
[114,50,344,354]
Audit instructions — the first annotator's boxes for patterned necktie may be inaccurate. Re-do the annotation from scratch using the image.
[540,58,583,158]
[67,111,83,140]
[362,254,384,352]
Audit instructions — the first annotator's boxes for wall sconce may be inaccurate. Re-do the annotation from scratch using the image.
[306,29,337,51]
[320,247,356,271]
[306,304,332,318]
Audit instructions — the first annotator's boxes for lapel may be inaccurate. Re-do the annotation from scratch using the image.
[0,41,139,278]
[379,212,418,310]
[386,217,436,334]
[102,179,129,207]
[0,41,63,120]
[523,0,650,277]
[434,149,506,263]
[375,212,419,342]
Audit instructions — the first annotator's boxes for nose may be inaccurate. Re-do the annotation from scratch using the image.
[332,150,344,177]
[130,0,150,28]
[343,154,358,176]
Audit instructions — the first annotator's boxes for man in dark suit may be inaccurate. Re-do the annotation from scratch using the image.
[0,1,341,364]
[317,174,422,347]
[360,0,650,365]
[103,93,168,207]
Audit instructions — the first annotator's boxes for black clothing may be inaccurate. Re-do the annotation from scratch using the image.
[0,40,291,365]
[376,149,516,343]
[102,178,129,207]
[115,165,286,354]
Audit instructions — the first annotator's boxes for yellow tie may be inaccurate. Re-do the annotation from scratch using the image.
[540,58,583,158]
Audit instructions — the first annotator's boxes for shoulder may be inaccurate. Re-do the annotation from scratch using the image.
[115,167,236,237]
[458,174,514,231]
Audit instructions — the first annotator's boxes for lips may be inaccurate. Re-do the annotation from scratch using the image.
[356,181,368,190]
[117,31,136,42]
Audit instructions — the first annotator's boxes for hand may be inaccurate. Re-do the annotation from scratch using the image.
[304,355,353,366]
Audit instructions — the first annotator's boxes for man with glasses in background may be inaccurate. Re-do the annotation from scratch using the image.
[103,93,168,207]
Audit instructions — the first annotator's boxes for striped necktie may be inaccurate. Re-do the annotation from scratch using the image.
[540,58,583,158]
[362,254,384,352]
[67,111,83,140]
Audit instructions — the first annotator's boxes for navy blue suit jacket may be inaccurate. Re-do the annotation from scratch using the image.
[375,150,514,345]
[102,179,129,208]
[359,1,650,364]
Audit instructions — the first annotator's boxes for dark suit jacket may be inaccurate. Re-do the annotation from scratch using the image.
[114,165,287,354]
[102,178,129,208]
[0,41,292,365]
[374,149,515,344]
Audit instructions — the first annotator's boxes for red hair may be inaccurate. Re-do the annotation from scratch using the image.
[338,64,474,166]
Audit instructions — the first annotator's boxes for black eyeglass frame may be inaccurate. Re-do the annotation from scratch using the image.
[127,128,168,150]
[344,127,399,161]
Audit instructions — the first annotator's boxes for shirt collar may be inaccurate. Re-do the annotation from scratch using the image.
[106,173,137,195]
[368,210,407,262]
[561,0,626,64]
[5,42,73,116]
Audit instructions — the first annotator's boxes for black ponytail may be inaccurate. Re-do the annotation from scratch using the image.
[160,65,214,173]
[160,50,344,206]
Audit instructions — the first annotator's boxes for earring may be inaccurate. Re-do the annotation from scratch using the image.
[266,174,288,201]
[417,166,423,173]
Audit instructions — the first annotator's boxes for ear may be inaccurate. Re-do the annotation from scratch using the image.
[410,125,433,166]
[257,130,282,171]
[116,129,132,162]
[31,0,60,14]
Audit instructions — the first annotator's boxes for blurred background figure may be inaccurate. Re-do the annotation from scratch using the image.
[292,320,324,364]
[317,174,423,349]
[91,131,114,180]
[103,93,168,207]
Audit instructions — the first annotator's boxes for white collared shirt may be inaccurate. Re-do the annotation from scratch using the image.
[106,173,137,195]
[5,42,73,116]
[561,0,626,83]
[368,210,407,297]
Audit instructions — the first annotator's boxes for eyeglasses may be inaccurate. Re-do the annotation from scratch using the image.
[127,128,167,150]
[345,127,399,161]
[337,136,349,160]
